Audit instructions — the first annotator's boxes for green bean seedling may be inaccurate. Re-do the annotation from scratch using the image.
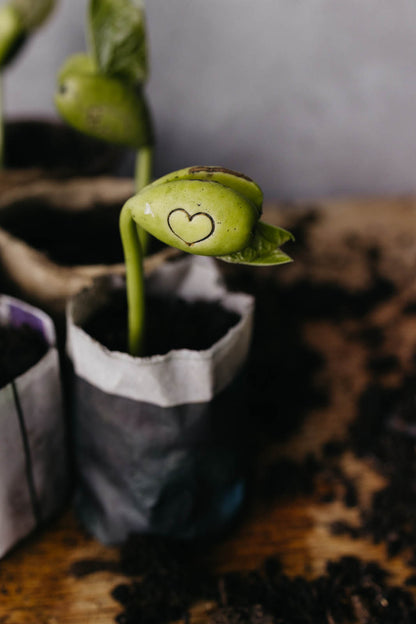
[0,0,56,167]
[120,165,294,356]
[55,0,153,193]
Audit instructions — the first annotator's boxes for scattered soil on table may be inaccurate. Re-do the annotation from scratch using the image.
[279,208,321,251]
[223,270,328,442]
[106,537,416,624]
[69,558,121,578]
[83,291,240,356]
[0,324,48,389]
[222,244,395,443]
[112,535,217,624]
[328,376,416,565]
[64,227,416,623]
[249,266,416,571]
[72,535,416,623]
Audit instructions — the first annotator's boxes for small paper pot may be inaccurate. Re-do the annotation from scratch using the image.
[67,257,254,543]
[0,175,133,318]
[0,175,179,321]
[0,296,68,559]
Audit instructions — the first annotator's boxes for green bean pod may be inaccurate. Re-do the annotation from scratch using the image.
[120,166,293,355]
[55,60,153,148]
[122,166,293,264]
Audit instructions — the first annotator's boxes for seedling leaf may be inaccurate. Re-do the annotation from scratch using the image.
[219,221,294,266]
[89,0,147,85]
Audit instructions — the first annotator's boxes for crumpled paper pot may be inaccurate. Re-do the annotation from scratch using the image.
[67,256,255,543]
[0,295,68,559]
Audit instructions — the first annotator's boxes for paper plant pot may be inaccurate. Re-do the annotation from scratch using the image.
[0,295,68,559]
[67,257,254,543]
[0,175,177,319]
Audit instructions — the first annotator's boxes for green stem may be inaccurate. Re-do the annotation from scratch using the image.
[134,145,153,253]
[120,202,145,356]
[135,144,153,192]
[0,74,4,170]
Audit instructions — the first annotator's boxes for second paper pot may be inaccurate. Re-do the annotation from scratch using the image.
[0,295,68,558]
[67,257,254,543]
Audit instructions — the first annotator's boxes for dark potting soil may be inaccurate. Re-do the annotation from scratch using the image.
[0,120,131,266]
[0,198,125,266]
[83,291,240,356]
[0,198,166,267]
[0,324,48,389]
[4,120,126,176]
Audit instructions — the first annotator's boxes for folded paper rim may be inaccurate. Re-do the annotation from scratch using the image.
[67,256,255,407]
[0,293,56,348]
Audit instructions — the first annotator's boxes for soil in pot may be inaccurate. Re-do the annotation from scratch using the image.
[0,197,125,266]
[0,198,165,268]
[0,324,48,389]
[83,290,241,356]
[3,120,127,178]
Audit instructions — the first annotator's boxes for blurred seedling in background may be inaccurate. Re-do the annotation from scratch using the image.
[0,0,57,167]
[55,0,153,189]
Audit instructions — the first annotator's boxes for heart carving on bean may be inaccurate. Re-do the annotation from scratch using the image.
[167,208,215,245]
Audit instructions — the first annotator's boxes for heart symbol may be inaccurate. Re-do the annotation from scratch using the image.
[167,208,215,246]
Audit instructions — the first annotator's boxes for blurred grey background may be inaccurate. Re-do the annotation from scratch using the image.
[3,0,416,199]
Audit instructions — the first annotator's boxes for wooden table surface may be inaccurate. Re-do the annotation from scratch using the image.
[2,196,416,623]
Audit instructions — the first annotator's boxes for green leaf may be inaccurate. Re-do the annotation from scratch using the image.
[218,221,294,266]
[89,0,148,85]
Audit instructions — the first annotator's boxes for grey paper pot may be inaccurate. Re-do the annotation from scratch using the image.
[67,257,254,544]
[0,295,68,559]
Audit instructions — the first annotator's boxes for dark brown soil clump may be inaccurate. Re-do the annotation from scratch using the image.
[330,378,416,563]
[83,291,240,356]
[111,534,217,624]
[0,324,48,389]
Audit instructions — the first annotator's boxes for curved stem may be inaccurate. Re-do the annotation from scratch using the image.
[120,202,145,356]
[134,145,153,254]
